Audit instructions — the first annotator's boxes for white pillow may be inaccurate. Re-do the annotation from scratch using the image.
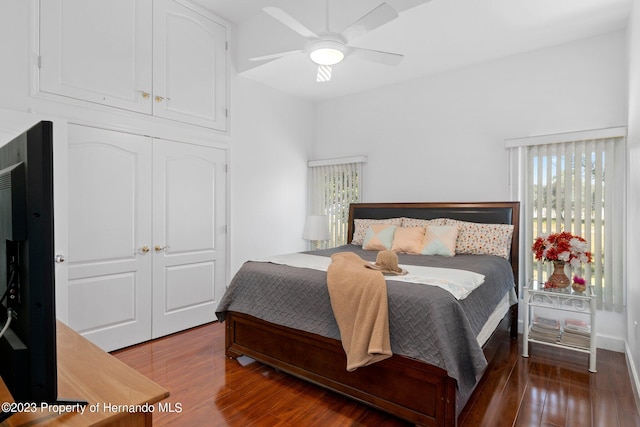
[445,219,514,259]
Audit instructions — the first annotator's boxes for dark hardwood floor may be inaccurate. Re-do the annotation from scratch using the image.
[112,321,640,426]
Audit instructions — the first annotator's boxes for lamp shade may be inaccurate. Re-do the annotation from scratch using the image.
[302,215,330,241]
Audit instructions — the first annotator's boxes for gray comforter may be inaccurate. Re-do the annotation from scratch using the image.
[215,245,515,400]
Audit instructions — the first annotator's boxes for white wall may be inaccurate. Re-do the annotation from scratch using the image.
[313,31,629,348]
[0,1,29,111]
[0,0,314,281]
[229,75,313,274]
[314,32,627,203]
[626,0,640,403]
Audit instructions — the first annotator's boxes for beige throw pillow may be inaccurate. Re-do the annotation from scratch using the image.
[391,226,426,254]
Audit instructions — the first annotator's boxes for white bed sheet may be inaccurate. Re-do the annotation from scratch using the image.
[477,287,517,346]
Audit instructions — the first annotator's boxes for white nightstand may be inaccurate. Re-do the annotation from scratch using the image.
[522,279,597,373]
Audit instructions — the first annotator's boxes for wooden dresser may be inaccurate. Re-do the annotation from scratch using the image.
[0,321,169,426]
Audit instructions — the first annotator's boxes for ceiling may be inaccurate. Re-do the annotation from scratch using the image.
[193,0,631,101]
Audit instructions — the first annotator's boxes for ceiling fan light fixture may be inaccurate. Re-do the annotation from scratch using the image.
[308,40,345,66]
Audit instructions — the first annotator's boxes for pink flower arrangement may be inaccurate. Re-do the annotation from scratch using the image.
[573,275,586,285]
[532,231,593,268]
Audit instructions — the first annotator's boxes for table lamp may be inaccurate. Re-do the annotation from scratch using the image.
[302,215,330,249]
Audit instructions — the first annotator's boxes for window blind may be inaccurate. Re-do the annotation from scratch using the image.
[308,157,365,249]
[510,133,625,312]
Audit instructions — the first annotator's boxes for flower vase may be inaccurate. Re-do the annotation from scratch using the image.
[572,282,587,293]
[548,262,571,288]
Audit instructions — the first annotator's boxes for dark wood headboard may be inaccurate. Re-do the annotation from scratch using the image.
[347,201,520,285]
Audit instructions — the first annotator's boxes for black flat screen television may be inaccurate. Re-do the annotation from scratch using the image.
[0,120,58,420]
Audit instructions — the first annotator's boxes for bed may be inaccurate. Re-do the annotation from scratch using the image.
[216,201,520,426]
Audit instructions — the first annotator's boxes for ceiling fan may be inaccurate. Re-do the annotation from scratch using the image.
[250,1,404,82]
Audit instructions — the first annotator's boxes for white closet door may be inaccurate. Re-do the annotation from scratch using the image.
[151,139,226,338]
[153,0,227,130]
[39,0,153,113]
[67,125,153,351]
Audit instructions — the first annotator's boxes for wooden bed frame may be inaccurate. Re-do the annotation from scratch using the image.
[224,202,520,426]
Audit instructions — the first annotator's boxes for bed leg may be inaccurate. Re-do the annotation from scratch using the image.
[224,318,245,358]
[226,349,242,358]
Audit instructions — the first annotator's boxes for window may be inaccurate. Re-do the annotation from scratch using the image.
[308,156,366,248]
[508,128,625,312]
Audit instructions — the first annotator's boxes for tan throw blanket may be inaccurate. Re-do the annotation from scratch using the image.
[327,252,392,371]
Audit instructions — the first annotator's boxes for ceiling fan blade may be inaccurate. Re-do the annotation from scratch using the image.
[316,65,332,82]
[387,0,432,13]
[350,47,404,66]
[263,7,318,39]
[249,49,304,62]
[340,3,399,43]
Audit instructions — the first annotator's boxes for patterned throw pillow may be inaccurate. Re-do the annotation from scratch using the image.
[445,219,514,259]
[351,218,402,245]
[401,217,448,228]
[421,225,459,256]
[362,224,397,251]
[391,226,426,254]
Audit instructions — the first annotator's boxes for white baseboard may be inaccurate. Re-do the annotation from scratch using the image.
[626,342,640,414]
[596,334,626,352]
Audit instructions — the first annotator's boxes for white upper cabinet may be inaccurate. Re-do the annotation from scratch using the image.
[153,0,228,129]
[38,0,228,131]
[39,0,153,114]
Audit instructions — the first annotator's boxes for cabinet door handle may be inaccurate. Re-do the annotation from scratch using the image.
[140,246,150,254]
[138,90,150,99]
[155,95,171,102]
[155,245,170,252]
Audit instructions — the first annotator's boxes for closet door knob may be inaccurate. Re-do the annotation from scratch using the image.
[138,90,150,99]
[140,246,150,254]
[54,254,66,263]
[155,245,170,252]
